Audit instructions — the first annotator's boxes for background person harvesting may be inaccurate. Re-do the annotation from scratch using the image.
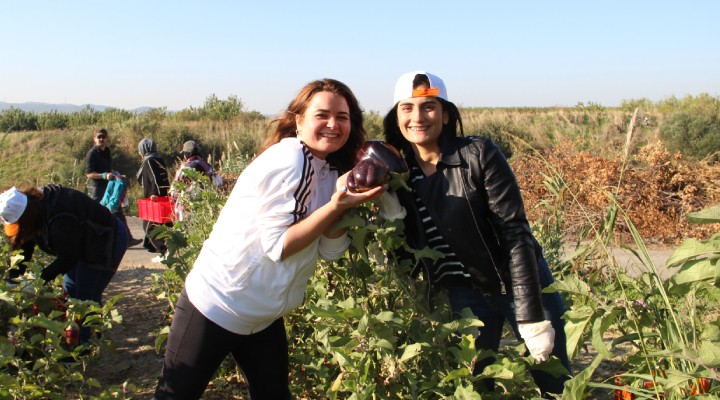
[136,137,171,260]
[86,128,141,247]
[0,185,129,345]
[85,128,114,201]
[170,140,223,222]
[382,71,571,397]
[153,78,384,400]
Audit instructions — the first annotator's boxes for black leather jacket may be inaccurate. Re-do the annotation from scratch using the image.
[397,135,545,322]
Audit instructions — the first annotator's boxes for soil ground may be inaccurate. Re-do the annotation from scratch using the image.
[83,216,676,398]
[83,216,168,397]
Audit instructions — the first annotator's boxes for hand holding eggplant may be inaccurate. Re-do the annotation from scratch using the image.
[346,158,390,193]
[348,141,409,193]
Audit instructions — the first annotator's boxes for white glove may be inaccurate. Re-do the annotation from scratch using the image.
[518,320,555,362]
[378,191,406,221]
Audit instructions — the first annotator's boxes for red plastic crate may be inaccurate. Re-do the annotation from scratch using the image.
[137,196,174,223]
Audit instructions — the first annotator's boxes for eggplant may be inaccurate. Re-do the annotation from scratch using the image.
[347,158,390,193]
[355,140,409,175]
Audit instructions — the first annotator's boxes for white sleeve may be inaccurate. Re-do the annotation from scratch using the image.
[253,143,311,262]
[318,233,351,261]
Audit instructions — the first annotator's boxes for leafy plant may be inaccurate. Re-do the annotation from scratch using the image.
[659,112,720,161]
[549,200,720,399]
[0,244,126,398]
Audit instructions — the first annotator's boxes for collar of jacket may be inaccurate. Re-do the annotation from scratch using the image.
[435,134,463,167]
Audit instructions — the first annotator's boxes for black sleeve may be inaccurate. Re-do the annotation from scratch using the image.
[85,149,97,174]
[477,138,543,322]
[40,213,84,281]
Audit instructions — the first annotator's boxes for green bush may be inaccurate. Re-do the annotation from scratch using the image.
[67,106,100,128]
[659,112,720,160]
[37,111,69,130]
[200,94,244,121]
[0,108,38,132]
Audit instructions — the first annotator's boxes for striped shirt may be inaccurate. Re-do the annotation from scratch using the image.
[409,165,473,287]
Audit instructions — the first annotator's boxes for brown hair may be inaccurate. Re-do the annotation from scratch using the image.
[94,128,108,137]
[9,186,44,250]
[259,79,366,173]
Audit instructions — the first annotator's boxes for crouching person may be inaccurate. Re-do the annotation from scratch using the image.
[0,185,128,344]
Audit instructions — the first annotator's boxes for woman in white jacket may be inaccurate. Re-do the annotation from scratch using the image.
[153,79,384,400]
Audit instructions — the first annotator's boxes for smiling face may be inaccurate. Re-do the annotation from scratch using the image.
[396,87,449,151]
[295,91,351,159]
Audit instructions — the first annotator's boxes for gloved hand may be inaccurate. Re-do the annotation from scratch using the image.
[378,191,406,221]
[518,320,555,362]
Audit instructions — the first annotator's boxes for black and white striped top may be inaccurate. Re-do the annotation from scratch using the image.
[409,165,473,287]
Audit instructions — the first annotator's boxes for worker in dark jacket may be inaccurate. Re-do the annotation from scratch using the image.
[136,138,171,259]
[0,185,129,343]
[382,71,570,397]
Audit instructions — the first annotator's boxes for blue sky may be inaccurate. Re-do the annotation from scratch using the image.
[1,1,718,115]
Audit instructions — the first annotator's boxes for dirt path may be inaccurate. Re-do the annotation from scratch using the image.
[83,217,677,398]
[83,216,167,397]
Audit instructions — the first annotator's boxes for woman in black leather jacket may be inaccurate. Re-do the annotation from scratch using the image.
[382,71,570,397]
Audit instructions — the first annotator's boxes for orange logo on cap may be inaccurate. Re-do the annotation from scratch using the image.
[4,222,19,237]
[412,88,440,98]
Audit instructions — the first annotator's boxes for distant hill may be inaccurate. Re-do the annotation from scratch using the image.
[0,101,152,114]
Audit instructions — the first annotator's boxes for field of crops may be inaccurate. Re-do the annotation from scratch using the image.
[1,96,719,398]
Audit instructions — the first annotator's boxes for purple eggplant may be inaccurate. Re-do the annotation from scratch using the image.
[355,140,409,175]
[347,158,390,193]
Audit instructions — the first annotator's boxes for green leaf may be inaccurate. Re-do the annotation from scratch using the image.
[374,311,397,322]
[699,340,720,367]
[700,323,720,341]
[591,309,619,358]
[333,350,352,367]
[562,353,604,399]
[350,228,369,261]
[398,343,423,363]
[448,334,477,365]
[478,364,515,380]
[529,356,571,378]
[666,237,720,269]
[337,297,356,309]
[443,367,472,381]
[370,338,395,351]
[687,205,720,224]
[670,258,718,285]
[356,315,369,336]
[564,306,594,358]
[330,372,343,392]
[408,245,444,261]
[453,384,483,399]
[547,276,592,296]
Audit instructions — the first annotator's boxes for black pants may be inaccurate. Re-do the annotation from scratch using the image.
[142,220,168,253]
[154,289,292,400]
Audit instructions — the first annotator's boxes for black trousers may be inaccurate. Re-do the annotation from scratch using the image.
[154,289,292,400]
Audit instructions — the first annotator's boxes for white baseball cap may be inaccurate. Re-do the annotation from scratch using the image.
[0,187,28,224]
[393,71,448,104]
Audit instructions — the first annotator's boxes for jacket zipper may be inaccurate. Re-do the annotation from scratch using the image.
[458,154,507,295]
